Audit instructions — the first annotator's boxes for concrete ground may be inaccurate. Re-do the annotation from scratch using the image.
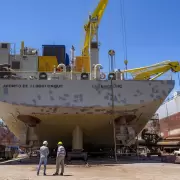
[1,157,180,180]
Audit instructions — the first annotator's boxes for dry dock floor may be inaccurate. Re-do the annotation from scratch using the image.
[0,157,180,180]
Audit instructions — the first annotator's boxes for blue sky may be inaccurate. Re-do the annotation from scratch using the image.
[0,0,180,92]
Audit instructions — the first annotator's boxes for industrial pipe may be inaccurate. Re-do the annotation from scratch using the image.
[94,64,103,79]
[57,63,66,72]
[53,65,56,74]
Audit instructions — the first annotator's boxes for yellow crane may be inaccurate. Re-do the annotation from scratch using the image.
[78,0,180,80]
[75,0,108,73]
[82,0,108,57]
[123,60,180,80]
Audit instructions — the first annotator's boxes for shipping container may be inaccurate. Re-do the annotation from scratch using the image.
[75,56,90,72]
[42,45,66,65]
[38,56,58,72]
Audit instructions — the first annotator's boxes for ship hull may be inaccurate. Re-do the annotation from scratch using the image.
[157,94,180,139]
[0,80,174,149]
[159,112,180,139]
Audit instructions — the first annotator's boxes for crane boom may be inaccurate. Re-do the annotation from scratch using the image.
[82,0,108,56]
[123,60,180,80]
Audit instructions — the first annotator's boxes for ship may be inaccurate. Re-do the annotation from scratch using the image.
[157,91,180,140]
[0,0,177,159]
[0,41,175,154]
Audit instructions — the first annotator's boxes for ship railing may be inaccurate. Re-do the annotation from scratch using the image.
[0,70,173,81]
[0,71,126,81]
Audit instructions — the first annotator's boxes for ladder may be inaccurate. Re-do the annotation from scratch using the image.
[114,122,139,160]
[114,124,124,160]
[110,79,137,161]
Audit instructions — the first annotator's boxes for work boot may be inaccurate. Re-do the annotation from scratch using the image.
[60,173,63,176]
[53,172,58,176]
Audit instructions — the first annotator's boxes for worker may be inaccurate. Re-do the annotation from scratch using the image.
[5,146,9,160]
[53,141,66,176]
[5,146,11,160]
[37,141,49,176]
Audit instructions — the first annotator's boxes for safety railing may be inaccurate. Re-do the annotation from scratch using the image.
[0,71,121,80]
[0,70,174,81]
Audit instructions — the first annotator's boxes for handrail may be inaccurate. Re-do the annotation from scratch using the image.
[0,69,174,81]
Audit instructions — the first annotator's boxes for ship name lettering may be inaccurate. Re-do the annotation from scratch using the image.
[23,84,28,88]
[3,84,21,88]
[92,84,122,89]
[113,84,122,88]
[3,84,63,88]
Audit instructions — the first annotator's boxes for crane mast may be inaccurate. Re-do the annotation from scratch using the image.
[82,0,108,58]
[75,0,108,75]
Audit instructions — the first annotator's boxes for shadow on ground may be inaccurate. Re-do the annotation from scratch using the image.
[0,156,165,166]
[45,174,73,176]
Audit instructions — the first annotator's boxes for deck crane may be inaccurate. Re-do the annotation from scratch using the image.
[75,0,108,74]
[82,0,108,57]
[122,60,180,80]
[75,0,180,81]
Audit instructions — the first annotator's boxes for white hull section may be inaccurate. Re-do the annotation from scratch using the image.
[0,80,174,148]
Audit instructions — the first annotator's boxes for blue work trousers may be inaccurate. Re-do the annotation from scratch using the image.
[37,157,47,174]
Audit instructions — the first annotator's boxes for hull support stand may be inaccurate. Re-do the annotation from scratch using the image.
[67,125,88,162]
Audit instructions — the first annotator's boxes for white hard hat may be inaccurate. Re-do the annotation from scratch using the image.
[43,141,48,145]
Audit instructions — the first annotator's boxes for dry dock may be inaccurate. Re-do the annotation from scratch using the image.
[0,157,180,180]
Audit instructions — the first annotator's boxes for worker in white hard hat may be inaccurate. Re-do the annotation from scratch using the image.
[37,141,49,176]
[53,141,66,176]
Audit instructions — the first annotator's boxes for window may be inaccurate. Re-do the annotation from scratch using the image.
[91,42,98,48]
[1,43,8,49]
[12,61,20,69]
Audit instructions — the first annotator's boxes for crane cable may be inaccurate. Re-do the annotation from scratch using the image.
[120,0,128,62]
